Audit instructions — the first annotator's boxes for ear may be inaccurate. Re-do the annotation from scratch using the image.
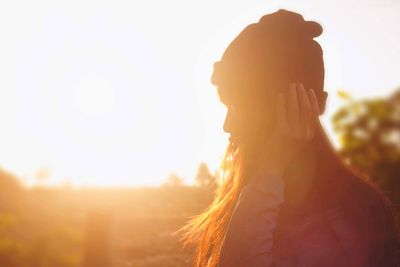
[319,91,328,115]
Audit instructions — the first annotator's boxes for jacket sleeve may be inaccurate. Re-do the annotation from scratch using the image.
[218,170,285,267]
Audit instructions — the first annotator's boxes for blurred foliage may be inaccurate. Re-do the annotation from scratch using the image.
[194,162,218,192]
[332,89,400,206]
[163,173,185,187]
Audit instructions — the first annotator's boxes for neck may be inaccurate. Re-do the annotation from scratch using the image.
[283,141,317,208]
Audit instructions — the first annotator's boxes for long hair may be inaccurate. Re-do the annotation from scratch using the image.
[179,9,399,267]
[178,142,245,266]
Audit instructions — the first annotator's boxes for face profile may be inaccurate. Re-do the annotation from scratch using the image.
[223,105,243,145]
[181,8,398,267]
[211,9,328,158]
[222,83,328,147]
[0,3,398,267]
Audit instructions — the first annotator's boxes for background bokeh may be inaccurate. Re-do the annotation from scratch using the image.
[0,0,399,266]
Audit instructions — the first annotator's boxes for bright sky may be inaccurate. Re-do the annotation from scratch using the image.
[0,0,399,187]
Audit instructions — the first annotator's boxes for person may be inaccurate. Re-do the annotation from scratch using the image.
[179,9,399,267]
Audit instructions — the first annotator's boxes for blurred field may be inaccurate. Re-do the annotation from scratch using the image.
[0,171,214,267]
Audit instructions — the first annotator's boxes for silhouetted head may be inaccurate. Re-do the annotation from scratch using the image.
[212,9,328,150]
[181,10,399,267]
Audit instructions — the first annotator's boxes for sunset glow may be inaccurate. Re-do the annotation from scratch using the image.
[0,0,399,187]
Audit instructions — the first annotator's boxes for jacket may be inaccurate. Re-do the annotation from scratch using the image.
[217,169,397,267]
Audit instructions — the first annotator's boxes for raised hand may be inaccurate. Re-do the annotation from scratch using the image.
[255,82,321,175]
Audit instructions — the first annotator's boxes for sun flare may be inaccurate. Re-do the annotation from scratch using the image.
[73,75,116,117]
[0,1,399,187]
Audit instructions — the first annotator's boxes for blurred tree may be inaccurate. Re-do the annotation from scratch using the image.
[194,163,217,191]
[332,88,400,206]
[213,169,222,186]
[164,173,184,187]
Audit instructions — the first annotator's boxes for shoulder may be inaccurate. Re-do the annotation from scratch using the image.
[315,163,395,237]
[322,173,398,266]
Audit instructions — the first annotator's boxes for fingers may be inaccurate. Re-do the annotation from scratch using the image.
[308,89,320,138]
[283,83,319,141]
[298,83,312,125]
[308,88,321,115]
